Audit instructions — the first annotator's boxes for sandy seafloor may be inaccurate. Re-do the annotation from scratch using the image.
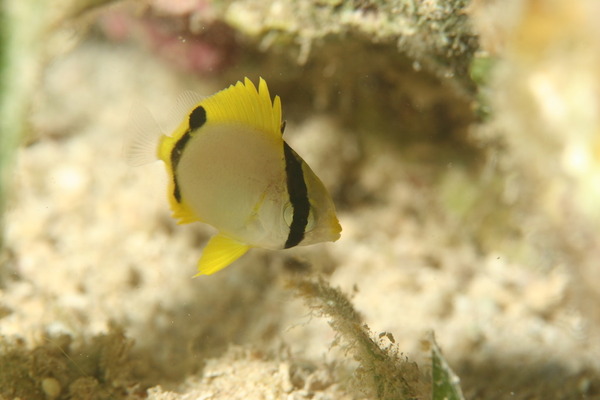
[1,36,600,399]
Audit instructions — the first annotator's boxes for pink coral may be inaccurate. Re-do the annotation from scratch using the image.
[99,3,237,74]
[142,19,237,73]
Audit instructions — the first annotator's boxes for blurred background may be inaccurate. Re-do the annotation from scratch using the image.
[1,0,599,399]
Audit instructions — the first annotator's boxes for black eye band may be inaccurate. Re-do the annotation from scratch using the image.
[283,142,309,248]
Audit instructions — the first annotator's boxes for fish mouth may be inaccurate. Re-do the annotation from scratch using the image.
[329,215,342,241]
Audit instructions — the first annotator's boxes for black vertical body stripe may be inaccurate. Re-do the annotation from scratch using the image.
[171,106,207,203]
[283,142,310,248]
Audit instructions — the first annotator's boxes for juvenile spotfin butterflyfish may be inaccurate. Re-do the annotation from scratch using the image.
[126,78,341,276]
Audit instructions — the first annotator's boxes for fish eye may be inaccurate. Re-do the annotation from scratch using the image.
[283,203,316,232]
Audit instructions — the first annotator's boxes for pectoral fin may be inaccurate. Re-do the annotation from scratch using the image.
[194,233,251,276]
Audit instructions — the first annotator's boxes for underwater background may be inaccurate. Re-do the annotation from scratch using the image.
[1,0,600,399]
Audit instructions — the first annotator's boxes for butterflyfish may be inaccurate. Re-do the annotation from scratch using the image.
[126,78,341,276]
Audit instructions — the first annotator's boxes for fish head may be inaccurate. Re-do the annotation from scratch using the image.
[298,167,342,246]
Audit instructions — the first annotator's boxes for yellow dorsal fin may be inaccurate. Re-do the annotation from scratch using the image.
[201,77,282,139]
[156,78,281,163]
[194,233,251,276]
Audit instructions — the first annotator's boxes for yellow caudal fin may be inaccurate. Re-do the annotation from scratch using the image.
[194,234,251,276]
[201,77,283,140]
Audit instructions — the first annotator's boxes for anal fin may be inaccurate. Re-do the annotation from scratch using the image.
[194,233,251,276]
